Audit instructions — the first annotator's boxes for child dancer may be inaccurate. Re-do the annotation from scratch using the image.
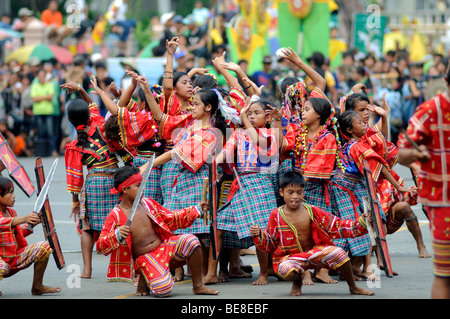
[342,92,430,261]
[250,171,375,297]
[91,74,164,204]
[205,97,282,285]
[100,165,218,297]
[62,82,128,279]
[333,110,415,279]
[0,176,60,296]
[288,88,345,284]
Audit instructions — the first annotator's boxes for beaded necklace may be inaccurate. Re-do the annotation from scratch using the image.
[294,123,329,173]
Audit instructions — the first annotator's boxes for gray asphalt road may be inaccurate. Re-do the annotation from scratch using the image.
[0,156,435,304]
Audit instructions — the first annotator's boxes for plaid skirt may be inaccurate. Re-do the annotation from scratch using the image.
[165,163,210,235]
[134,156,162,204]
[330,173,371,256]
[160,160,179,205]
[217,173,277,244]
[304,178,333,212]
[273,159,293,205]
[81,168,120,231]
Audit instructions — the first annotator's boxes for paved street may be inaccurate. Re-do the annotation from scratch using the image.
[0,155,435,303]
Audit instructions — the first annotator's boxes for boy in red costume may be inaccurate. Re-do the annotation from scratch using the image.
[101,165,219,297]
[0,176,60,296]
[250,171,374,296]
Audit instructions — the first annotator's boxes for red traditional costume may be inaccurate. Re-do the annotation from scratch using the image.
[158,90,192,205]
[363,125,417,231]
[96,205,136,283]
[133,198,202,297]
[218,127,279,248]
[398,91,450,277]
[252,203,368,279]
[117,99,164,203]
[65,102,128,231]
[0,208,52,280]
[159,112,218,235]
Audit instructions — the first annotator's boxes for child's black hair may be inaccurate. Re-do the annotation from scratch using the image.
[345,93,370,111]
[113,165,140,191]
[279,77,300,96]
[67,99,90,147]
[196,88,228,136]
[250,99,276,129]
[0,176,14,197]
[193,74,217,89]
[138,87,149,109]
[103,116,121,142]
[338,110,359,142]
[173,71,188,87]
[279,171,306,190]
[308,97,332,126]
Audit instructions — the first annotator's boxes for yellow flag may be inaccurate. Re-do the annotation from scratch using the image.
[410,31,427,62]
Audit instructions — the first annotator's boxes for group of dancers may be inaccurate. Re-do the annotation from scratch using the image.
[0,37,433,297]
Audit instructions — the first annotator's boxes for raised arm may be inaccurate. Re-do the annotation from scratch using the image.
[280,47,326,92]
[138,76,163,122]
[212,52,243,91]
[265,104,284,150]
[117,70,139,107]
[90,76,119,116]
[60,82,93,104]
[163,37,179,102]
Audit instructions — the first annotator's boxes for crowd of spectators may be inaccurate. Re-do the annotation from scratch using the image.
[0,0,448,157]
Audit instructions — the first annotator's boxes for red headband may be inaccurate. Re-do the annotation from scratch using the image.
[110,173,143,194]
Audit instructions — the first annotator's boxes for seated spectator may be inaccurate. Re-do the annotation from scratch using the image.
[191,1,211,26]
[12,8,44,33]
[13,129,32,157]
[184,15,209,59]
[41,0,63,27]
[41,0,72,45]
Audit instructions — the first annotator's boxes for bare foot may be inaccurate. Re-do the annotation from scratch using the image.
[349,285,375,296]
[314,269,338,284]
[78,273,91,279]
[31,285,61,295]
[192,284,219,295]
[229,268,252,279]
[239,258,253,273]
[418,245,431,258]
[218,271,228,283]
[135,276,150,296]
[357,270,380,282]
[252,273,269,285]
[290,279,302,296]
[203,274,219,285]
[378,264,399,276]
[174,267,184,282]
[302,271,314,286]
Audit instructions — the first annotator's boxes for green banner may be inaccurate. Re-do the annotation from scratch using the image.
[352,13,387,58]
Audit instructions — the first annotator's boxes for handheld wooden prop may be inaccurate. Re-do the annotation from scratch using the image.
[120,154,155,245]
[363,159,394,278]
[34,157,65,269]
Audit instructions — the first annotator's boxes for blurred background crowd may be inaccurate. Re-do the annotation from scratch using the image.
[0,0,449,157]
